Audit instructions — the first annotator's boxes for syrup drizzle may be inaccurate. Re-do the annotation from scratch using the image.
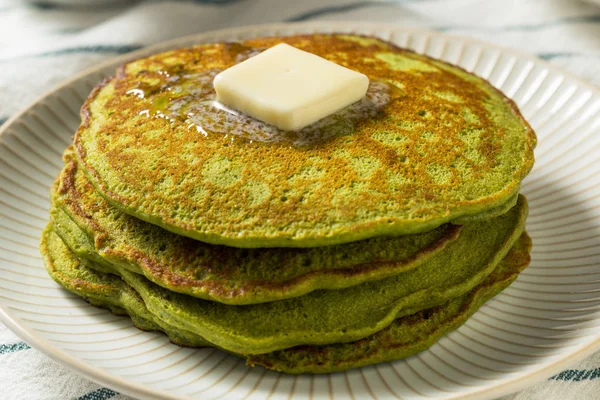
[129,66,401,146]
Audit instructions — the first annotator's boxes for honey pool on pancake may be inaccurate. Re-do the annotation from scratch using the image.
[127,60,401,146]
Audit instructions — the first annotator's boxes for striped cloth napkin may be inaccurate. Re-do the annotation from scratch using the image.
[1,0,599,399]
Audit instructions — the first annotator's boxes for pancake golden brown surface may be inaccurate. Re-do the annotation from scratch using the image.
[74,34,535,247]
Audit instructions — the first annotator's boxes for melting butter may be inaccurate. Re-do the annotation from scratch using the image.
[213,43,370,131]
[129,69,400,146]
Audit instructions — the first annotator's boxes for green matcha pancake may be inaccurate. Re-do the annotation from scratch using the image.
[74,34,536,248]
[51,196,527,355]
[248,231,532,373]
[41,226,531,373]
[52,150,465,305]
[41,226,211,349]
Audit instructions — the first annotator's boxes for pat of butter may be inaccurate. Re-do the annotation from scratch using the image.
[213,43,369,131]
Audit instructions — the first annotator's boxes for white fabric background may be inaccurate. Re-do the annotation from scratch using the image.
[0,0,599,399]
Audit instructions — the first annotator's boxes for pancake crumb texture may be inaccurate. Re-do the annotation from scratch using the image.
[74,34,536,247]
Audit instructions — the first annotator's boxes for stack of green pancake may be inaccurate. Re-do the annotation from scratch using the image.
[41,34,536,374]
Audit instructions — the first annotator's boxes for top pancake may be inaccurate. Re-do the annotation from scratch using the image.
[74,34,536,247]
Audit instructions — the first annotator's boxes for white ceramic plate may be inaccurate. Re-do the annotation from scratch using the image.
[1,22,599,400]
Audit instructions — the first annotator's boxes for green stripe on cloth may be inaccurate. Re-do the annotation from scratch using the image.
[538,52,600,60]
[36,45,143,57]
[148,0,245,4]
[0,118,7,126]
[435,15,600,33]
[0,342,31,354]
[191,0,246,4]
[1,45,143,62]
[551,368,600,382]
[76,388,117,400]
[287,2,385,22]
